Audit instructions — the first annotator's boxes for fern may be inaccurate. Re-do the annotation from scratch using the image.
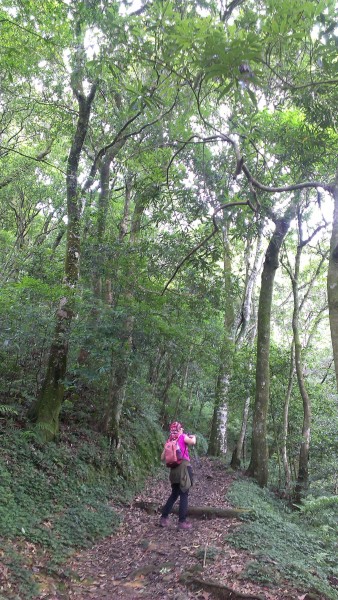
[34,421,55,433]
[0,405,18,415]
[20,430,38,440]
[299,495,338,513]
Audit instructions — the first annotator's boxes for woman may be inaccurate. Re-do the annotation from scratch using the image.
[160,421,196,530]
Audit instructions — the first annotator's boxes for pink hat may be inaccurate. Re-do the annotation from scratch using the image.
[170,421,182,433]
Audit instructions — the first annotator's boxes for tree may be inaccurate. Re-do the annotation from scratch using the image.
[208,221,236,456]
[29,17,98,437]
[231,222,264,469]
[27,0,187,438]
[282,204,327,499]
[327,178,338,389]
[246,210,295,486]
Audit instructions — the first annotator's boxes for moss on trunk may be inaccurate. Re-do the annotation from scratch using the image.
[28,307,70,440]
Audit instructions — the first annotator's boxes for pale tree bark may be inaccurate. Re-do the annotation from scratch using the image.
[105,313,134,446]
[209,373,229,455]
[29,46,97,439]
[231,222,264,469]
[246,212,295,487]
[236,221,264,345]
[327,178,338,391]
[208,222,235,456]
[230,394,250,469]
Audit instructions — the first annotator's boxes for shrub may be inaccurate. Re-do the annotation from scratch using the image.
[226,479,338,599]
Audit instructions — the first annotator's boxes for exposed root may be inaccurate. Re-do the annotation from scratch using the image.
[180,572,266,600]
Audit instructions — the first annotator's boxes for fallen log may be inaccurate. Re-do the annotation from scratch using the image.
[180,573,265,600]
[134,501,254,519]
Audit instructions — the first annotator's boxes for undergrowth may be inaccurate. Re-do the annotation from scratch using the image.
[226,479,338,600]
[0,413,163,599]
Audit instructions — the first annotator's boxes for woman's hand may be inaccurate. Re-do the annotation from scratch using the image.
[184,434,196,446]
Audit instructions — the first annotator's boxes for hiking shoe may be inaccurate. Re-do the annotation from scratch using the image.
[178,521,192,530]
[159,517,169,528]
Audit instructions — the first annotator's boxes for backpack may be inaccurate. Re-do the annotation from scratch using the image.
[163,437,183,468]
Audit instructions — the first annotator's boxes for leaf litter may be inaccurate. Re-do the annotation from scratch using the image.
[32,458,324,600]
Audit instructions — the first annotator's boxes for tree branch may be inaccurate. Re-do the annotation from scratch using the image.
[161,200,251,294]
[82,89,180,193]
[287,78,338,92]
[0,142,62,187]
[187,77,334,196]
[241,163,332,193]
[0,18,53,43]
[220,0,247,22]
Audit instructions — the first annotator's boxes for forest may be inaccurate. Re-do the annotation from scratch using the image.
[0,0,337,598]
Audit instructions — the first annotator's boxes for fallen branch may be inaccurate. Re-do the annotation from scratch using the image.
[134,501,254,519]
[180,573,265,600]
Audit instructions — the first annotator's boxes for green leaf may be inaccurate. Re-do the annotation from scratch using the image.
[246,88,258,107]
[218,81,234,101]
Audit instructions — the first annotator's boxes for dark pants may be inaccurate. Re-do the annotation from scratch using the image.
[161,466,193,523]
[161,483,189,522]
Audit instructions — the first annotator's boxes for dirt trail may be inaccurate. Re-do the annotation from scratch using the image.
[49,458,303,599]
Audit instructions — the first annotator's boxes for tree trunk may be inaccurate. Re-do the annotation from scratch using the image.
[93,154,112,298]
[29,63,97,439]
[91,113,127,297]
[292,210,312,503]
[148,347,166,390]
[28,301,70,438]
[236,221,263,345]
[208,371,229,456]
[231,224,263,468]
[173,345,193,415]
[102,181,145,445]
[246,215,293,486]
[208,222,235,457]
[327,180,338,391]
[230,395,250,469]
[159,358,175,427]
[103,316,134,446]
[281,344,294,490]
